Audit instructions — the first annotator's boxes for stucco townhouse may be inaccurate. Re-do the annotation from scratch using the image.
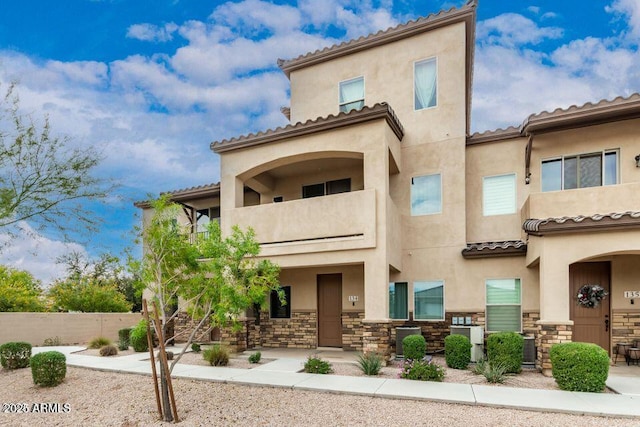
[136,1,640,373]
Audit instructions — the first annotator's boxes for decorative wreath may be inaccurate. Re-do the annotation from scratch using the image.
[576,284,608,308]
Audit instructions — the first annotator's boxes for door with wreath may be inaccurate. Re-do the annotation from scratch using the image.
[569,262,611,353]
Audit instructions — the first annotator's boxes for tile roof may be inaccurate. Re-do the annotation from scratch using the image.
[211,103,404,153]
[461,240,527,259]
[134,183,220,208]
[468,93,640,145]
[523,211,640,236]
[277,1,477,77]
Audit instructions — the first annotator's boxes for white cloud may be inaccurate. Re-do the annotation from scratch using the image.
[127,22,179,42]
[477,13,563,47]
[0,222,87,286]
[211,0,302,35]
[472,7,640,132]
[607,0,640,39]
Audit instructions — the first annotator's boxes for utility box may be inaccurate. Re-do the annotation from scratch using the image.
[450,325,484,362]
[396,327,421,357]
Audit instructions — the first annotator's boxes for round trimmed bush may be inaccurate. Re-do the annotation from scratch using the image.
[0,342,32,370]
[486,332,523,374]
[30,351,66,387]
[130,320,149,352]
[550,342,609,392]
[402,334,426,360]
[445,334,472,369]
[99,344,118,357]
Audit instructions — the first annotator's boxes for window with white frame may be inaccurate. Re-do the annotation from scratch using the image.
[483,173,516,216]
[486,279,521,332]
[414,281,444,320]
[411,173,441,215]
[389,282,408,319]
[339,77,364,113]
[541,150,618,192]
[414,58,437,110]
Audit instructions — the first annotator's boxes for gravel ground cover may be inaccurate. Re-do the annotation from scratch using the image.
[0,366,634,427]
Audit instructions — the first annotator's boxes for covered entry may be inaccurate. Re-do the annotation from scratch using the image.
[317,274,342,347]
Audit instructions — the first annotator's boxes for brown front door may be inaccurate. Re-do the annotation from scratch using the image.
[569,262,611,352]
[317,274,342,347]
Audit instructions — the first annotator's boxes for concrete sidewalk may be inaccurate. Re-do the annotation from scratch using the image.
[35,346,640,419]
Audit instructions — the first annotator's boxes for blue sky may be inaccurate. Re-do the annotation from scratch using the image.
[0,0,638,283]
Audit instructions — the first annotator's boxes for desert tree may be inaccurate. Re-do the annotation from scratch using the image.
[131,196,282,421]
[0,82,111,240]
[0,264,46,312]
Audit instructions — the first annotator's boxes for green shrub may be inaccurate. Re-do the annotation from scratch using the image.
[0,342,32,369]
[30,351,66,387]
[550,342,609,392]
[444,334,472,369]
[304,356,332,374]
[472,357,487,375]
[42,336,62,346]
[400,359,445,382]
[486,332,523,374]
[357,352,384,376]
[248,351,261,364]
[130,320,149,352]
[191,342,201,353]
[203,345,230,366]
[402,334,426,360]
[118,328,131,351]
[483,361,508,383]
[88,336,112,349]
[99,344,118,357]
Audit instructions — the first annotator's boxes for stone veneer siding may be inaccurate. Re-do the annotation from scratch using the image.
[362,322,392,358]
[342,311,364,351]
[536,323,572,376]
[612,309,640,350]
[259,310,317,349]
[173,312,218,343]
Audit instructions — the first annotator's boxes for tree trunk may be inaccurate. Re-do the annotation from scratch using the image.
[160,361,173,422]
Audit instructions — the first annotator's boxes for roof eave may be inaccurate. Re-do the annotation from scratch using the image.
[211,103,404,154]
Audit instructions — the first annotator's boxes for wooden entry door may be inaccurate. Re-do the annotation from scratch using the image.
[317,274,343,347]
[569,262,611,352]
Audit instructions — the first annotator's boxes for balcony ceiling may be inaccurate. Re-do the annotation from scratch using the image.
[255,157,363,180]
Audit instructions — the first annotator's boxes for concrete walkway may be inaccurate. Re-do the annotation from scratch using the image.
[33,346,640,419]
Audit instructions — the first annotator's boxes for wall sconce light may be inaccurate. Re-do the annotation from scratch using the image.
[636,155,640,168]
[525,173,531,185]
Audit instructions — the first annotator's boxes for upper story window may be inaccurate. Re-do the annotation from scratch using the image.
[339,77,364,113]
[302,178,351,199]
[414,58,437,110]
[483,173,516,216]
[541,150,618,192]
[411,173,441,215]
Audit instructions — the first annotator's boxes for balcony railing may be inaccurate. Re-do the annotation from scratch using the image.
[226,189,377,253]
[526,182,640,219]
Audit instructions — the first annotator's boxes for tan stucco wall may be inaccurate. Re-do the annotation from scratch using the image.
[611,255,640,310]
[0,313,142,346]
[277,265,365,311]
[465,137,529,242]
[289,22,468,144]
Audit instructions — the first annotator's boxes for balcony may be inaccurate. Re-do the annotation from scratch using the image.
[226,189,377,256]
[525,182,640,220]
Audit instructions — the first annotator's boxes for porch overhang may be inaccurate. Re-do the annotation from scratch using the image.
[461,240,527,259]
[523,211,640,236]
